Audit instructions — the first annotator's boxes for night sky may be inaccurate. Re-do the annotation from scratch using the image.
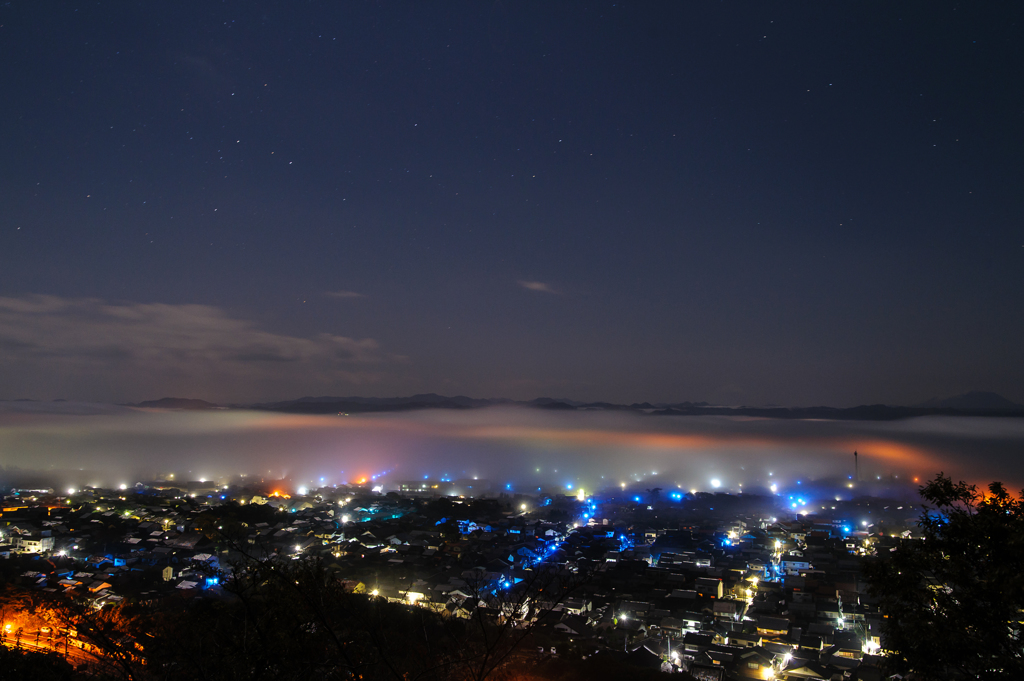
[1,2,1021,406]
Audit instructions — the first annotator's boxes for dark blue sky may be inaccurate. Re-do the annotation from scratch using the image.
[1,2,1021,405]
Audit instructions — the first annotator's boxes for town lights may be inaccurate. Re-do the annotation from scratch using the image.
[520,503,527,511]
[711,479,722,488]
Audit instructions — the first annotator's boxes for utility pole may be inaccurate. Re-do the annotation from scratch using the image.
[854,451,859,482]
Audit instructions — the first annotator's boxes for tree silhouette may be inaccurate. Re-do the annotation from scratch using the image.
[31,528,593,681]
[865,473,1024,680]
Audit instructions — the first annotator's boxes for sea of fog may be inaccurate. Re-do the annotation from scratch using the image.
[1,402,1023,498]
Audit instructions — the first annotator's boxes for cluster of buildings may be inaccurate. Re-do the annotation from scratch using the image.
[0,481,918,680]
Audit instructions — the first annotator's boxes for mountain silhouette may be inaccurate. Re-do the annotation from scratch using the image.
[917,391,1023,411]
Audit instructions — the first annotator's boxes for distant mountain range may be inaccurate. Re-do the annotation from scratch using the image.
[239,394,718,415]
[129,398,221,410]
[915,391,1022,411]
[116,391,1024,420]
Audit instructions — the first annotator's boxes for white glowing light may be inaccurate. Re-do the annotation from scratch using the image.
[67,488,76,495]
[118,484,128,491]
[297,486,308,495]
[710,479,721,488]
[770,483,778,493]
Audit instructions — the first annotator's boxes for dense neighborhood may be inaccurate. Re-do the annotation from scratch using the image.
[1,480,921,680]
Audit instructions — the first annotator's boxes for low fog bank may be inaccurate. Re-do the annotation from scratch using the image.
[1,403,1022,497]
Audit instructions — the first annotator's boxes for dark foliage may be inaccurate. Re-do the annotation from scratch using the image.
[4,542,590,681]
[865,473,1024,680]
[525,655,692,681]
[0,645,81,680]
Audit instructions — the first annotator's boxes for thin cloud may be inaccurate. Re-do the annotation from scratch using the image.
[325,290,365,299]
[518,280,559,294]
[0,295,392,402]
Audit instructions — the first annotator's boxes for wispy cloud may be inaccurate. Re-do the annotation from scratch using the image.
[0,295,392,402]
[325,290,365,299]
[517,280,559,294]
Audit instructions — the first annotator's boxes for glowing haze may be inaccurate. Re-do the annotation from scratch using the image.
[1,402,1022,494]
